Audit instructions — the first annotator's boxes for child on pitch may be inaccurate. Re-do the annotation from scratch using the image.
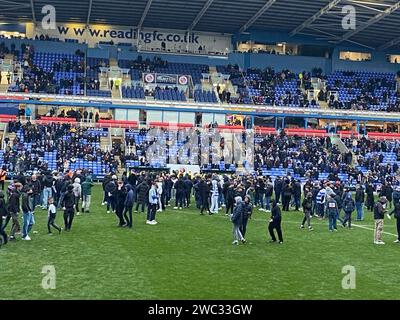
[47,197,62,234]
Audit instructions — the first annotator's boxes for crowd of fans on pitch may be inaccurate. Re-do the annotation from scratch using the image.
[1,164,400,246]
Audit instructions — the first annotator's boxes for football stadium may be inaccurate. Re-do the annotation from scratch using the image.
[1,0,400,304]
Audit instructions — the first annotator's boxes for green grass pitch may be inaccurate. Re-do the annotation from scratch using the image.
[0,185,399,300]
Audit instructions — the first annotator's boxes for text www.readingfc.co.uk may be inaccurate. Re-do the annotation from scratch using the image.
[148,304,253,317]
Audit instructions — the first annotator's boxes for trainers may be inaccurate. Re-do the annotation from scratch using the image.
[232,240,238,245]
[308,226,313,231]
[23,235,31,241]
[174,207,178,209]
[146,220,152,225]
[378,241,385,245]
[300,225,304,229]
[157,209,162,212]
[107,211,110,214]
[241,239,246,244]
[150,221,158,225]
[394,240,400,243]
[179,207,183,210]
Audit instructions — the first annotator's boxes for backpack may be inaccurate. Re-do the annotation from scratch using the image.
[343,199,355,212]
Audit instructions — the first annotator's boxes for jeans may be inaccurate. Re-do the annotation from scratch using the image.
[265,195,271,210]
[64,207,75,231]
[147,203,157,221]
[210,194,219,213]
[106,195,115,212]
[294,196,301,210]
[57,192,65,209]
[22,212,34,238]
[82,195,91,212]
[240,217,249,237]
[123,205,133,228]
[343,211,352,228]
[258,193,264,209]
[42,187,52,208]
[33,194,40,208]
[232,224,244,242]
[356,202,363,220]
[328,214,337,231]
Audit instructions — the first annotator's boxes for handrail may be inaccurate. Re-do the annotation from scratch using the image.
[3,92,400,122]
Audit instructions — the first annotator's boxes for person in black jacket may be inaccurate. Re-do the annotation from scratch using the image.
[293,180,302,211]
[135,180,149,213]
[301,193,313,231]
[30,174,41,208]
[174,176,185,209]
[105,175,117,213]
[62,185,76,231]
[21,186,34,240]
[102,173,112,205]
[7,182,22,240]
[231,196,244,245]
[225,182,235,216]
[123,184,134,228]
[57,175,71,209]
[388,201,400,243]
[268,200,283,244]
[240,195,253,238]
[115,180,127,227]
[365,182,375,211]
[274,177,283,204]
[199,178,211,215]
[281,180,292,212]
[183,176,193,208]
[355,184,365,221]
[374,196,387,244]
[0,191,8,245]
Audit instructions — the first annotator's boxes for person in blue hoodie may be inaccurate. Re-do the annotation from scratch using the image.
[123,184,134,228]
[147,182,159,225]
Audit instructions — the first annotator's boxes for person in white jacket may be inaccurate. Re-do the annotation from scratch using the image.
[210,176,219,214]
[157,178,163,212]
[72,178,82,215]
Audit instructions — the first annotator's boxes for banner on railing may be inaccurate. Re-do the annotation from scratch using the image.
[143,73,190,86]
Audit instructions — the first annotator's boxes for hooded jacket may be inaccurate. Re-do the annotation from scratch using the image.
[62,187,76,209]
[8,189,20,213]
[124,184,134,207]
[81,177,94,196]
[72,178,81,198]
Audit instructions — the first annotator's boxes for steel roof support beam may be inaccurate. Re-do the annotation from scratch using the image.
[188,0,214,31]
[29,0,36,24]
[238,0,277,33]
[86,0,93,26]
[138,0,153,30]
[290,0,341,36]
